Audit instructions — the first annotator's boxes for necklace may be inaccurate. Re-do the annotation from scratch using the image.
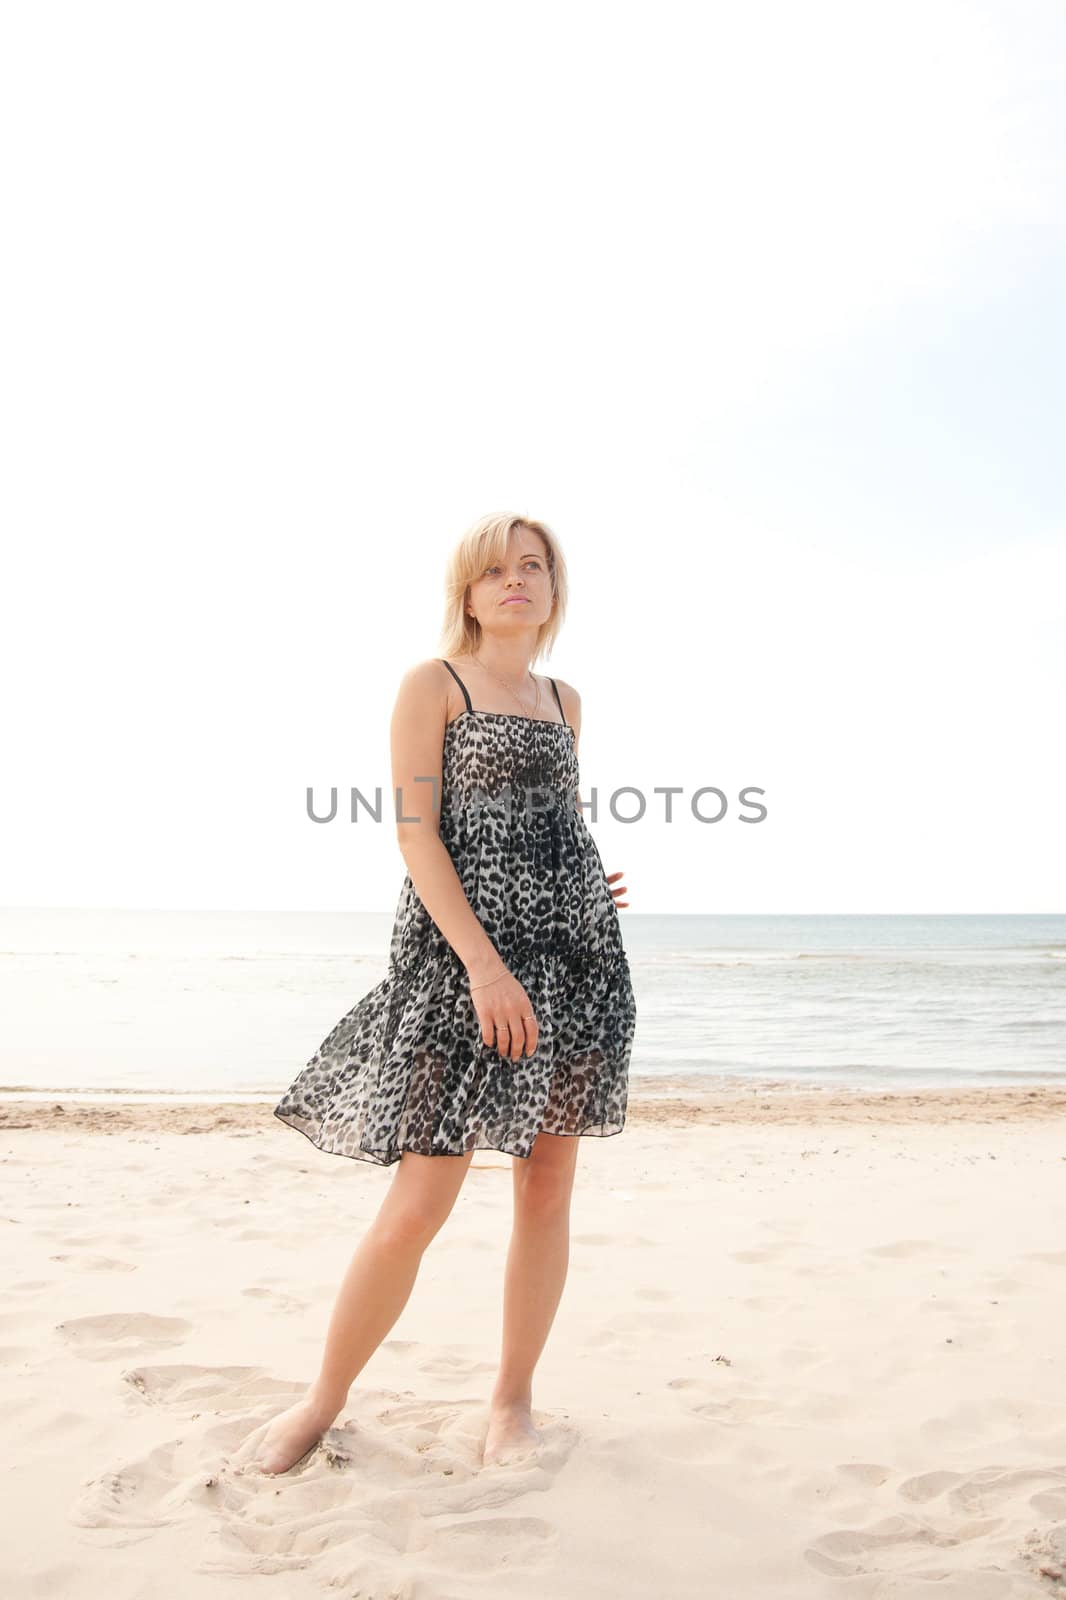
[470,651,543,721]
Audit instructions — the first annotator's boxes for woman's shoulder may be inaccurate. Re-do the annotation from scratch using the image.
[399,655,453,685]
[537,671,581,727]
[392,658,456,717]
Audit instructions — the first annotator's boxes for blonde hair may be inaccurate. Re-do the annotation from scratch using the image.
[438,512,569,666]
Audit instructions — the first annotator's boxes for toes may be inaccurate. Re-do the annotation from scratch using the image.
[225,1423,269,1474]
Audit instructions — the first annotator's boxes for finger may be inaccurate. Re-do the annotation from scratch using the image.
[516,1020,534,1061]
[506,1014,535,1061]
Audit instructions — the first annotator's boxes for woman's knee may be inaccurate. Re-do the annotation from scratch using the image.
[372,1206,447,1251]
[514,1163,575,1221]
[374,1150,472,1246]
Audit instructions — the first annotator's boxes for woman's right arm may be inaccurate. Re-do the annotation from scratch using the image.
[390,659,504,988]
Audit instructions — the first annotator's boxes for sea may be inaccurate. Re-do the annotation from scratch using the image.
[1,908,1063,1102]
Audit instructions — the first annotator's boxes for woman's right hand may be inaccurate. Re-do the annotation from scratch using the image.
[468,968,539,1061]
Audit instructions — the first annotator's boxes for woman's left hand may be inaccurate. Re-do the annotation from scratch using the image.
[606,869,629,909]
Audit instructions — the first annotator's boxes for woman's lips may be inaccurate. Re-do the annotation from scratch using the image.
[501,597,529,605]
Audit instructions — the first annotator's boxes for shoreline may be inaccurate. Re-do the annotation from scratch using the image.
[4,1077,1066,1133]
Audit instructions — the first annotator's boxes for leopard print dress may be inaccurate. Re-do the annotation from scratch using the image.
[273,658,637,1166]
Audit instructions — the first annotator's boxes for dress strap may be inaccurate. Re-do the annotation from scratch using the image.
[439,658,472,713]
[548,678,568,727]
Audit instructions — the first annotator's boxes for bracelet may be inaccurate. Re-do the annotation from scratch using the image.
[470,971,508,992]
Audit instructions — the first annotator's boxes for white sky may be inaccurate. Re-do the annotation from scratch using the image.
[2,0,1064,915]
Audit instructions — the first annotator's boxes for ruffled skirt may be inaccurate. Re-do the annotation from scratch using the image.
[273,935,635,1166]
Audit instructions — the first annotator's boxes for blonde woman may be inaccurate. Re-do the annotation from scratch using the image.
[234,512,637,1475]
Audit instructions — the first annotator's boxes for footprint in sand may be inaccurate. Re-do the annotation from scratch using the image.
[48,1253,138,1273]
[75,1368,576,1581]
[121,1364,299,1412]
[665,1373,783,1425]
[416,1350,498,1381]
[49,1231,144,1250]
[866,1238,961,1259]
[238,1285,308,1313]
[805,1460,1066,1587]
[775,1341,825,1371]
[55,1312,192,1360]
[836,1461,892,1488]
[422,1511,558,1574]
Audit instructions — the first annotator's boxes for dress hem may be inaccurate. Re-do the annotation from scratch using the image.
[273,1105,625,1168]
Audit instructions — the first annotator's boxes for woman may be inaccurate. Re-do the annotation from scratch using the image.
[233,511,637,1475]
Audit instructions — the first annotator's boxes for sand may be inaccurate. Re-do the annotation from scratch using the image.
[3,1077,1066,1598]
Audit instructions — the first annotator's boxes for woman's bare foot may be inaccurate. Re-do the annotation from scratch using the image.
[482,1400,541,1466]
[230,1392,342,1477]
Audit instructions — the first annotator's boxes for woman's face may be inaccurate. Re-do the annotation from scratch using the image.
[466,529,553,631]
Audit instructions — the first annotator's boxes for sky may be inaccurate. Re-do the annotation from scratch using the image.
[2,0,1064,915]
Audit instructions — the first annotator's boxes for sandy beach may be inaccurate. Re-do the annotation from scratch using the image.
[4,1078,1066,1598]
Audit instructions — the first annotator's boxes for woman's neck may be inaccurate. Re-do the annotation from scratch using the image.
[460,643,537,682]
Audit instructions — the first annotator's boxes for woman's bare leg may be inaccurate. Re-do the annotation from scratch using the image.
[483,1130,579,1465]
[229,1145,475,1475]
